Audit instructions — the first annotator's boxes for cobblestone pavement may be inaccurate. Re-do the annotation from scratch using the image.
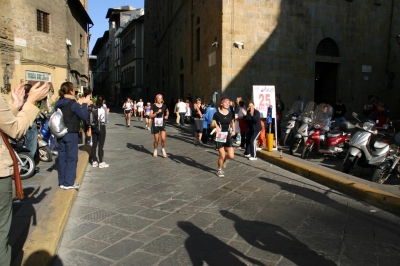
[55,113,400,266]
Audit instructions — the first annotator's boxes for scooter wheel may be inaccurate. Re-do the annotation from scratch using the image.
[289,138,301,155]
[342,155,356,174]
[301,145,312,159]
[39,146,53,162]
[283,131,291,146]
[371,168,390,184]
[17,152,36,180]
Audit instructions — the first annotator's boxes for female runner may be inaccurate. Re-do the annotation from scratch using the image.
[150,94,169,157]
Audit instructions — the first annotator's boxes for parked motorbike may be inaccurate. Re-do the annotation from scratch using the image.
[371,133,400,184]
[36,112,53,162]
[289,101,317,154]
[301,104,353,159]
[342,113,390,174]
[282,100,303,146]
[10,137,36,180]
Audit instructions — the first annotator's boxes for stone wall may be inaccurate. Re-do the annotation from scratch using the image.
[144,0,400,116]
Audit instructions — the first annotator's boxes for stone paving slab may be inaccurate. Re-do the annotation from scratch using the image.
[53,113,400,266]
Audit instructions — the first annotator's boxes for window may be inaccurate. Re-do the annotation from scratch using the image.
[37,10,50,33]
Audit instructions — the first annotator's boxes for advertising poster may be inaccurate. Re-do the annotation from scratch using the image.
[253,85,278,150]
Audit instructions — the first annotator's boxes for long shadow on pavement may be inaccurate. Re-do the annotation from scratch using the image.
[168,153,216,172]
[221,211,337,266]
[177,221,264,265]
[126,143,151,156]
[259,177,400,241]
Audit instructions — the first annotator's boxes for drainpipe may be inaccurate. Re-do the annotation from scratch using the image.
[385,0,395,74]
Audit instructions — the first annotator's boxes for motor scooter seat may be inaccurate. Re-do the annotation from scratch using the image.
[374,141,388,149]
[327,132,342,138]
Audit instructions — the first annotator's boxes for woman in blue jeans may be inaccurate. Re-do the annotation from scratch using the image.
[54,82,91,190]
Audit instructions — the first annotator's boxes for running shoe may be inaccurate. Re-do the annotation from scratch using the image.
[193,138,198,145]
[148,127,151,131]
[92,161,99,167]
[217,170,225,177]
[244,154,251,158]
[61,183,80,190]
[162,150,167,158]
[153,150,158,157]
[248,157,257,161]
[223,160,228,168]
[99,162,109,168]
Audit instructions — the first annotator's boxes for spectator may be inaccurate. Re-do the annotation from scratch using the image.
[83,89,93,145]
[243,101,262,160]
[177,98,187,126]
[275,94,285,140]
[369,102,388,129]
[332,99,347,128]
[91,96,109,168]
[237,100,247,150]
[54,82,92,190]
[23,84,38,159]
[0,82,49,265]
[363,95,378,117]
[193,98,206,145]
[203,100,217,144]
[234,97,244,145]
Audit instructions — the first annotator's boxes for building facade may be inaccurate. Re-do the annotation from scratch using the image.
[0,0,92,107]
[105,6,144,106]
[117,16,145,102]
[91,31,111,101]
[144,0,400,117]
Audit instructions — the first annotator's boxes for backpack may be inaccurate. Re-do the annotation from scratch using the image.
[87,105,99,130]
[49,108,68,138]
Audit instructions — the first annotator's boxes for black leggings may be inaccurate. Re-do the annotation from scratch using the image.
[91,125,106,163]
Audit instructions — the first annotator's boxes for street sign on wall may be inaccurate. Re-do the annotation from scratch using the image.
[25,71,51,82]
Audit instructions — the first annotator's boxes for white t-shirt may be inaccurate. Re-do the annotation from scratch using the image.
[177,101,187,113]
[137,101,144,111]
[124,102,133,110]
[98,106,106,123]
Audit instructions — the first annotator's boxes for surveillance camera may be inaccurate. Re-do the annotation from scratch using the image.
[233,41,244,46]
[211,41,218,47]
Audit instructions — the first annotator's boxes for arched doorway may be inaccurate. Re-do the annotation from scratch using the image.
[314,38,340,104]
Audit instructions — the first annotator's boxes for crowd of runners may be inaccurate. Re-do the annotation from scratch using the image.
[119,94,267,178]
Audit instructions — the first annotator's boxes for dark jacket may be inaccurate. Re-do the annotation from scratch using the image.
[54,98,88,133]
[333,103,347,118]
[245,109,262,132]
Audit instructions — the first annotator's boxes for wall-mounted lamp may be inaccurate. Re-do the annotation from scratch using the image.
[396,34,400,45]
[211,41,218,48]
[68,48,85,64]
[233,41,244,49]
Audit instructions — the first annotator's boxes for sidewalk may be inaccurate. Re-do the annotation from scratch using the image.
[14,113,400,265]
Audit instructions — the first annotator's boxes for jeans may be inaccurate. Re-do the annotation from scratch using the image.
[57,132,79,186]
[335,117,346,128]
[179,112,186,126]
[25,123,38,159]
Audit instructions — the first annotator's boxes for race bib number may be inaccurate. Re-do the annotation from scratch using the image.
[215,131,228,143]
[154,117,163,127]
[145,111,150,116]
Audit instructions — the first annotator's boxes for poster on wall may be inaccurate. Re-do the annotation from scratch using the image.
[253,85,278,150]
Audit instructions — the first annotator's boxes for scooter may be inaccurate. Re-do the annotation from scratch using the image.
[10,137,36,180]
[289,101,317,154]
[282,100,303,146]
[301,105,353,159]
[342,113,390,174]
[371,132,400,184]
[36,112,53,162]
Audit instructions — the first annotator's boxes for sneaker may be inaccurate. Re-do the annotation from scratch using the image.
[223,160,228,168]
[61,183,80,190]
[153,150,158,157]
[217,170,225,177]
[249,157,257,161]
[92,161,99,167]
[99,162,109,168]
[193,138,198,145]
[141,119,143,122]
[237,147,243,150]
[244,154,251,158]
[148,127,151,131]
[162,150,167,158]
[236,140,241,144]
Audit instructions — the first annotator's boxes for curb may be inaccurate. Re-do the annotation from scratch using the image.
[18,145,91,265]
[257,150,400,216]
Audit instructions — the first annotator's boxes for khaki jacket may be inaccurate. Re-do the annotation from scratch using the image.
[0,95,39,177]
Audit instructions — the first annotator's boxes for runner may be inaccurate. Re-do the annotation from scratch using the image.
[211,98,236,177]
[144,102,152,130]
[150,94,169,158]
[122,97,133,127]
[137,98,144,122]
[133,100,138,117]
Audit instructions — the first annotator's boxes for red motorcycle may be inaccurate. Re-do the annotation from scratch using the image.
[301,105,353,159]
